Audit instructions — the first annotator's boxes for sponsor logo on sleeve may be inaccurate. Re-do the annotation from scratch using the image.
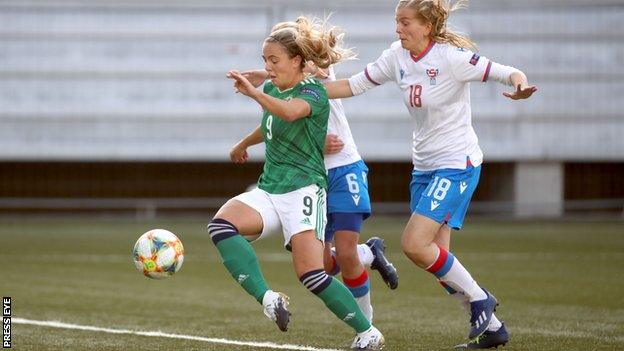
[469,53,480,66]
[300,87,321,101]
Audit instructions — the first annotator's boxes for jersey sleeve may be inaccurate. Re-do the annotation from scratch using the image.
[447,47,519,85]
[349,46,396,95]
[296,81,328,118]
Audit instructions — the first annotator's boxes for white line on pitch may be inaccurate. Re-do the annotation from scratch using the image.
[13,318,342,351]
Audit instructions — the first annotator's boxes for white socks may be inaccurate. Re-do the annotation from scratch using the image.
[357,244,374,266]
[442,258,487,302]
[426,245,487,302]
[355,293,373,323]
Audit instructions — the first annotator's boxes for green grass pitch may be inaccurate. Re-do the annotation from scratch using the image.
[1,217,623,350]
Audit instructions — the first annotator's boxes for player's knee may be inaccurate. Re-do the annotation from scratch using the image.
[401,237,426,260]
[334,246,359,267]
[402,240,438,267]
[401,240,417,258]
[213,199,237,220]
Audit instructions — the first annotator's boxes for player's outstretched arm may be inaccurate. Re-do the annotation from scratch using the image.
[230,125,263,164]
[241,70,269,88]
[503,70,538,100]
[227,70,311,122]
[240,62,328,89]
[324,79,354,99]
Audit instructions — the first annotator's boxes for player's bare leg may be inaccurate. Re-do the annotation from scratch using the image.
[401,214,498,339]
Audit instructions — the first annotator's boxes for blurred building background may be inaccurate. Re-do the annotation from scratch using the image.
[0,0,622,218]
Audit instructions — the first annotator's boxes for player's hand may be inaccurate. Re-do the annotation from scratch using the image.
[304,61,329,79]
[229,142,249,164]
[241,70,269,88]
[503,84,537,100]
[324,134,344,155]
[227,70,259,98]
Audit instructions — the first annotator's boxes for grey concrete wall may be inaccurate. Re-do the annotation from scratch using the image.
[514,162,564,218]
[0,0,622,161]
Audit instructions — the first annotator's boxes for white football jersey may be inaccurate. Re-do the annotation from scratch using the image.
[349,41,519,171]
[320,66,362,170]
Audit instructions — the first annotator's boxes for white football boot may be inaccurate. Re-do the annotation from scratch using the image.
[351,325,385,350]
[262,290,291,332]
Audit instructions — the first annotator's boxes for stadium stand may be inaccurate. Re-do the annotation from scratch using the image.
[0,0,622,217]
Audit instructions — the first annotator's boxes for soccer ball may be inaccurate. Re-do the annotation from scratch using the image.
[132,229,184,279]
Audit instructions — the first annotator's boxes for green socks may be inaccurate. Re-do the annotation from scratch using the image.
[209,219,268,303]
[300,269,371,333]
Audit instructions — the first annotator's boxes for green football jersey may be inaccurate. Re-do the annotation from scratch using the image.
[258,77,329,194]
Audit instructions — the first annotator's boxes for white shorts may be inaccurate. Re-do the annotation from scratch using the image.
[233,184,327,247]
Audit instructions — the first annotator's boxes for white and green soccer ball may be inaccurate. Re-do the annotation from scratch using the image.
[132,229,184,279]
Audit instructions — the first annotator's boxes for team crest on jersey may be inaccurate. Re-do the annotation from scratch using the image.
[470,53,481,66]
[426,68,439,85]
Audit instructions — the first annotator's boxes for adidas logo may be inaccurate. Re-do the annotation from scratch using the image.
[474,311,487,329]
[300,217,312,225]
[237,274,249,284]
[343,312,356,322]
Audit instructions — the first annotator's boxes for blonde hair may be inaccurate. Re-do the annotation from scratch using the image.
[397,0,476,50]
[267,16,355,69]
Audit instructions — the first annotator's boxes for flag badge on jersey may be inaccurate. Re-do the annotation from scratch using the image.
[426,68,439,85]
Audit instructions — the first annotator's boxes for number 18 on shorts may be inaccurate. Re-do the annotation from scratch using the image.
[410,165,481,230]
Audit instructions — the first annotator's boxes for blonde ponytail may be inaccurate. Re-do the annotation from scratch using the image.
[267,16,355,69]
[397,0,476,50]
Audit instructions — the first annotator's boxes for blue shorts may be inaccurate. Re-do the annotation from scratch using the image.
[325,160,371,241]
[410,164,481,230]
